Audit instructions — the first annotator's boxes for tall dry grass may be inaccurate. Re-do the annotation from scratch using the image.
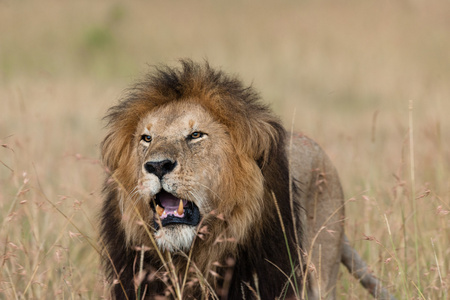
[1,0,449,299]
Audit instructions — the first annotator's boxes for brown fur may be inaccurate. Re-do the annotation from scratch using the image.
[100,60,394,299]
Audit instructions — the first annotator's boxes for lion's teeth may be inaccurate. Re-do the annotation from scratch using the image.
[177,199,184,215]
[156,205,164,217]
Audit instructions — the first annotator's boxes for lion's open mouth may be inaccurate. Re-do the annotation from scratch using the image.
[151,191,201,229]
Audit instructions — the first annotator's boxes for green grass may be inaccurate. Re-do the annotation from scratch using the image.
[1,0,449,299]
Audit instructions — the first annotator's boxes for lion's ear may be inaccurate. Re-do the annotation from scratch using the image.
[255,118,285,169]
[234,113,286,170]
[101,130,132,173]
[101,100,153,173]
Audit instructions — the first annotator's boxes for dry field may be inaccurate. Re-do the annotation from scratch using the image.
[1,1,449,299]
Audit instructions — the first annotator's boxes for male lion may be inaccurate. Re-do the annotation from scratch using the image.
[100,60,393,299]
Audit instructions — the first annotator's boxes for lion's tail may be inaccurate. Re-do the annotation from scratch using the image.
[341,235,396,300]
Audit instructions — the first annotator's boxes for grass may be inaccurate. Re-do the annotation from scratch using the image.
[1,0,449,299]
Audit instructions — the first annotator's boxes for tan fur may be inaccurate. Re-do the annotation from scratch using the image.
[100,60,394,299]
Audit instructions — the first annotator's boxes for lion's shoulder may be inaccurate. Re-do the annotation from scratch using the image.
[288,133,324,180]
[288,132,342,196]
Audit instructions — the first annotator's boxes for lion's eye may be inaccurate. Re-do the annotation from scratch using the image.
[141,135,152,143]
[189,132,204,140]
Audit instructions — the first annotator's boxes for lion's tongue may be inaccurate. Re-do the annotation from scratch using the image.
[154,191,201,228]
[159,191,186,210]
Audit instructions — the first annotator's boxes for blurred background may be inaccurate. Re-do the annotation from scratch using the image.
[1,1,449,298]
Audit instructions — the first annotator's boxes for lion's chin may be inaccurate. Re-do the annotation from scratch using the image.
[155,225,197,252]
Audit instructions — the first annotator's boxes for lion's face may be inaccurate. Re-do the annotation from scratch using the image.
[102,62,284,259]
[133,100,244,252]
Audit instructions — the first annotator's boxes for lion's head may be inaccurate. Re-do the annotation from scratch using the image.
[101,60,287,254]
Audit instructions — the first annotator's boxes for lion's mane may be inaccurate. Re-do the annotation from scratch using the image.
[100,60,303,299]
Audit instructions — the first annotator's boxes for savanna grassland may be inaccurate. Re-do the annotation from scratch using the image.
[1,1,449,299]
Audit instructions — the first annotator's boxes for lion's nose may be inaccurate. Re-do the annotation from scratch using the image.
[144,159,177,179]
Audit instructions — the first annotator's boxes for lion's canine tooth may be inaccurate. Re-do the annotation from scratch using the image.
[156,205,164,217]
[177,199,184,215]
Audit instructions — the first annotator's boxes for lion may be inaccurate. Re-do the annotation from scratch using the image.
[100,60,394,299]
